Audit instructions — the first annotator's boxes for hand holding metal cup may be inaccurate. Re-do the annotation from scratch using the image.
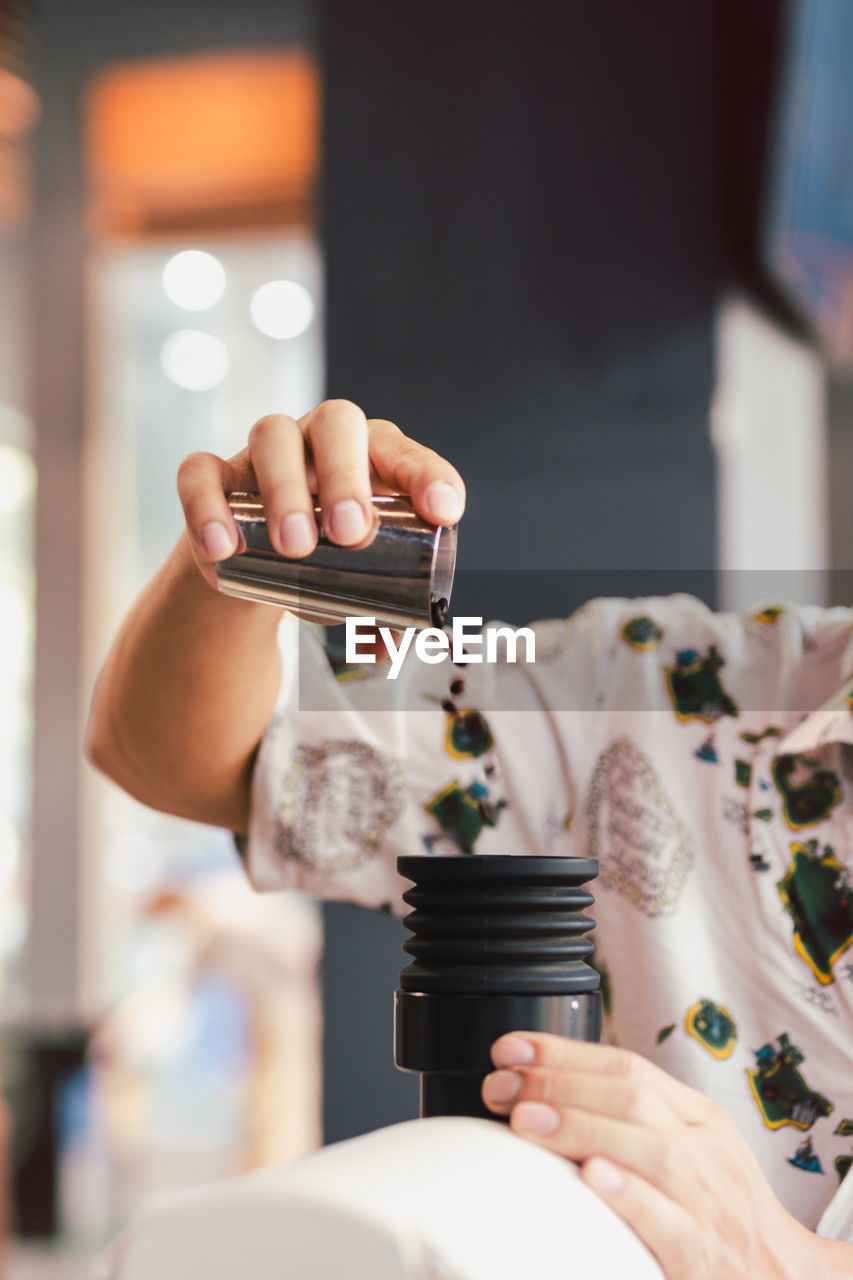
[215,492,458,630]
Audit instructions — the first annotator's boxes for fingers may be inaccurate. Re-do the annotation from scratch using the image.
[504,1100,696,1211]
[367,418,466,525]
[179,402,466,575]
[248,414,318,556]
[483,1035,809,1278]
[489,1033,712,1126]
[580,1158,701,1280]
[482,1065,669,1130]
[177,451,243,565]
[299,400,375,546]
[482,1033,711,1221]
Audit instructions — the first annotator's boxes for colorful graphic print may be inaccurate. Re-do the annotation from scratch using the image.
[664,646,739,724]
[277,740,403,870]
[734,758,752,788]
[695,738,719,764]
[685,999,737,1060]
[835,1153,853,1184]
[749,831,771,873]
[426,779,507,854]
[777,840,853,984]
[753,606,784,626]
[746,1033,833,1131]
[621,616,663,651]
[586,738,695,916]
[425,676,496,760]
[443,707,494,759]
[771,754,842,830]
[788,1137,824,1174]
[740,727,783,746]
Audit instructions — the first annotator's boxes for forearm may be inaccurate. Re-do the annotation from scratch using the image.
[86,533,283,832]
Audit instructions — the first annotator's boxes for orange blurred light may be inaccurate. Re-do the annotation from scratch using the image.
[0,70,39,139]
[85,50,319,238]
[0,71,37,232]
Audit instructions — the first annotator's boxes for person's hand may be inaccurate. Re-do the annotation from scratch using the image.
[482,1032,832,1280]
[176,400,466,591]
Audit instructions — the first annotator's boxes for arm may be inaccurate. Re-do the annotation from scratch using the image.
[85,400,465,833]
[85,533,282,832]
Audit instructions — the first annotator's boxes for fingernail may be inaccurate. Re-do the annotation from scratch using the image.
[483,1070,522,1105]
[425,481,462,523]
[584,1158,625,1194]
[329,499,367,543]
[492,1035,536,1068]
[514,1102,560,1136]
[280,512,316,557]
[200,521,235,560]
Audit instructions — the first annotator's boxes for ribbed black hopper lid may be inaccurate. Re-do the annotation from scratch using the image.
[397,854,600,996]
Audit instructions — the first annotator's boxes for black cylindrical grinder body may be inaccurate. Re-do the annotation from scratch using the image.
[394,855,602,1120]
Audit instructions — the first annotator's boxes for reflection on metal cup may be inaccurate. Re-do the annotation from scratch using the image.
[215,492,457,630]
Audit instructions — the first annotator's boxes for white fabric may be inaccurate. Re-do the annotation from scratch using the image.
[818,1162,853,1240]
[246,597,853,1235]
[109,1117,663,1280]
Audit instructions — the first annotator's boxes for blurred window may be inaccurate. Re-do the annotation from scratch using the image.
[0,52,38,1011]
[78,51,325,1216]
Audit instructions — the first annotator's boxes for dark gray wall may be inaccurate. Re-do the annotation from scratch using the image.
[323,2,720,586]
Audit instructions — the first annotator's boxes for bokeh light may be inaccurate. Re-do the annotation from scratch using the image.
[0,814,20,891]
[250,279,315,340]
[162,251,226,311]
[0,445,36,516]
[160,330,229,391]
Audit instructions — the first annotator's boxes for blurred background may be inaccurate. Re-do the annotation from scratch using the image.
[0,0,852,1272]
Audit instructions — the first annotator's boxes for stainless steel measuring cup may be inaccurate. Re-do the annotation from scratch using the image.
[216,492,458,629]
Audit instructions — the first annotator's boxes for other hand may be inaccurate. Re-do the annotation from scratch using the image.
[482,1032,827,1280]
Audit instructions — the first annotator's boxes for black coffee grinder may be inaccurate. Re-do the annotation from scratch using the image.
[394,855,602,1120]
